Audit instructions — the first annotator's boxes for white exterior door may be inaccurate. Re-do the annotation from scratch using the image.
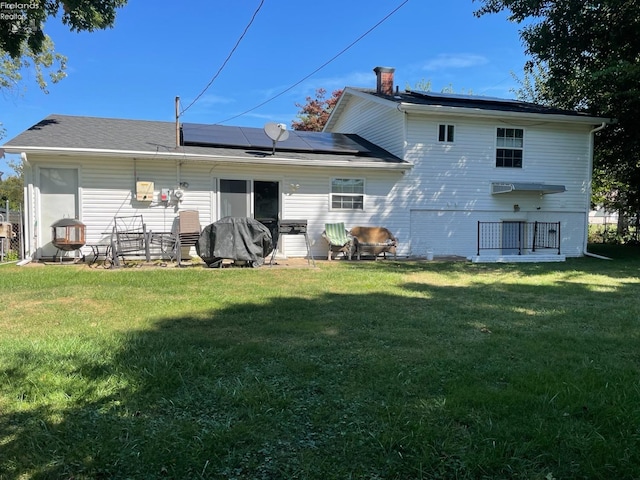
[501,221,525,255]
[38,167,79,258]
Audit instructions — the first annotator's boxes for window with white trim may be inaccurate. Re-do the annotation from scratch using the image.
[330,178,364,210]
[438,124,455,143]
[496,127,523,168]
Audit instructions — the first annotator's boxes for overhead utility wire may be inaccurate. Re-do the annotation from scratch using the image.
[180,0,266,116]
[215,0,410,125]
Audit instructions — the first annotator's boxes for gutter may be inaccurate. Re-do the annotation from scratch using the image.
[4,146,412,172]
[584,122,612,260]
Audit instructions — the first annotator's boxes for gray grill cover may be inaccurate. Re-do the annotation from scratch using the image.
[196,217,273,267]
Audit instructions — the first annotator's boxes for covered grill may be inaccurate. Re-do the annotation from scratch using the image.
[51,218,86,251]
[196,217,273,267]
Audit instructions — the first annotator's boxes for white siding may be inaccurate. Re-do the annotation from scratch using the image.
[328,109,593,259]
[24,106,595,261]
[399,114,592,257]
[25,155,409,260]
[330,95,405,158]
[410,209,586,258]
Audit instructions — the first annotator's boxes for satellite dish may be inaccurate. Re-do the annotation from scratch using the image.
[264,122,289,155]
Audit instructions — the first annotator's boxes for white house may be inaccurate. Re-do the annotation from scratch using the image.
[325,67,613,261]
[3,67,612,263]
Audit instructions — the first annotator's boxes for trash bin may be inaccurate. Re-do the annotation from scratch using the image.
[426,248,434,261]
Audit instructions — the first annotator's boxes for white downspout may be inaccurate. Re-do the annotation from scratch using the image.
[584,122,611,260]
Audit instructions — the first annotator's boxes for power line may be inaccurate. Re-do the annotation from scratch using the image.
[180,0,266,116]
[214,0,409,125]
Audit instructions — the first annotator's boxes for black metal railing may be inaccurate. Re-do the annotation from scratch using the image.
[477,221,561,256]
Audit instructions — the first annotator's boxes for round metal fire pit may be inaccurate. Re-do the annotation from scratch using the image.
[51,218,86,251]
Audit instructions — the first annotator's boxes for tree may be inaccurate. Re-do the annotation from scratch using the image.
[292,88,343,131]
[1,1,127,211]
[509,64,553,106]
[1,0,127,59]
[475,0,640,225]
[1,0,127,96]
[0,173,23,210]
[406,78,433,92]
[0,153,24,209]
[2,36,67,94]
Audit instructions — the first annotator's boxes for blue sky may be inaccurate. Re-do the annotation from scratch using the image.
[1,0,528,174]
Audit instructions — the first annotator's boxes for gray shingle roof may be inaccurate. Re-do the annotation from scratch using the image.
[4,114,407,167]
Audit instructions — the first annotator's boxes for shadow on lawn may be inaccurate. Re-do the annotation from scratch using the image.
[2,277,640,479]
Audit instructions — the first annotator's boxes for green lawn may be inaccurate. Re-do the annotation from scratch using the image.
[1,245,639,479]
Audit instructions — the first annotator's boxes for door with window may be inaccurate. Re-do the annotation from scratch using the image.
[254,181,279,243]
[39,167,79,258]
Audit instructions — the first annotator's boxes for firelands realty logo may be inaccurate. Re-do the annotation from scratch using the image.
[1,2,40,32]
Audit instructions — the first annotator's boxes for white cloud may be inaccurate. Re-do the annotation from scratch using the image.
[191,94,236,106]
[421,54,489,71]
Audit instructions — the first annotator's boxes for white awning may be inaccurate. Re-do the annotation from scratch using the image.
[491,182,566,195]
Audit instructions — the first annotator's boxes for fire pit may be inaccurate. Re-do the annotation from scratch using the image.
[51,218,86,252]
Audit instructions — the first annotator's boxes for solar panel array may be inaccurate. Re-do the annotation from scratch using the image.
[410,90,521,105]
[182,123,370,155]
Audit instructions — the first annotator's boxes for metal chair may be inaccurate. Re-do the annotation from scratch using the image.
[175,210,201,265]
[109,215,149,267]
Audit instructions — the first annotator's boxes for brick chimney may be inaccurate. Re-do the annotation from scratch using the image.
[374,66,395,96]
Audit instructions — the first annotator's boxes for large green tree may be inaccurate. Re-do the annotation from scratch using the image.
[1,0,127,59]
[1,0,127,204]
[2,0,127,95]
[475,0,640,219]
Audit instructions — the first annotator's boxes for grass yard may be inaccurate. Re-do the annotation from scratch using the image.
[1,244,639,479]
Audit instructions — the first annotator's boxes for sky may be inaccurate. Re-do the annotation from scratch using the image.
[0,0,529,175]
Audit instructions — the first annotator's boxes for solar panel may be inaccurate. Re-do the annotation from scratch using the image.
[410,90,521,105]
[182,123,251,147]
[238,127,311,151]
[295,131,363,154]
[239,127,274,150]
[181,122,373,155]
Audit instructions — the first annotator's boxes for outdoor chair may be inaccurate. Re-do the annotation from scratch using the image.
[175,210,201,265]
[321,222,354,260]
[110,215,149,267]
[147,210,201,266]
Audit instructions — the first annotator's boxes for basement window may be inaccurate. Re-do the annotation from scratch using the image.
[438,124,455,143]
[331,178,364,210]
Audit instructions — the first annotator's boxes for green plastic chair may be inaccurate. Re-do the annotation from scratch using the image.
[322,222,353,260]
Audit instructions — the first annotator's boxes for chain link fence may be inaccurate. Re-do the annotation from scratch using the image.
[0,203,23,263]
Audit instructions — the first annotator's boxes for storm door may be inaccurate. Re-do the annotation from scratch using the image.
[39,167,79,258]
[254,181,279,244]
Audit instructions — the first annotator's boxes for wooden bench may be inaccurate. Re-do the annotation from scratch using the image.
[349,226,398,260]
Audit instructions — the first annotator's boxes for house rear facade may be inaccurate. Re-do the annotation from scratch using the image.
[3,67,611,262]
[325,67,612,260]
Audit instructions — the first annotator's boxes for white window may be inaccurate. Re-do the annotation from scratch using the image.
[330,178,364,210]
[438,124,455,143]
[496,128,523,168]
